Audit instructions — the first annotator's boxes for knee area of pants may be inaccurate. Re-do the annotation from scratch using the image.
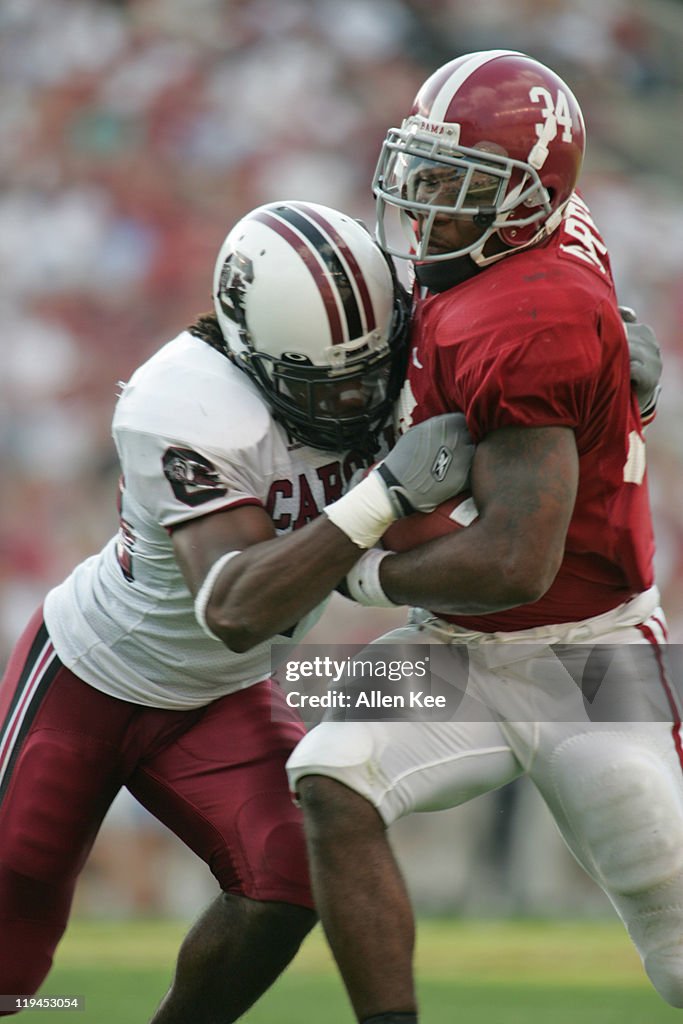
[287,723,376,778]
[552,741,683,894]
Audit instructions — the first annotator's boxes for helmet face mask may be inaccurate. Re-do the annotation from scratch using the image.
[213,201,407,452]
[372,50,585,270]
[374,129,552,263]
[250,345,396,451]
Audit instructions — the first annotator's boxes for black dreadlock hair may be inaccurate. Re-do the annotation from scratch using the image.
[187,311,229,357]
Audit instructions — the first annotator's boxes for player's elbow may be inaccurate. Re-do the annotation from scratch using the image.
[222,628,262,654]
[206,605,267,653]
[497,547,562,606]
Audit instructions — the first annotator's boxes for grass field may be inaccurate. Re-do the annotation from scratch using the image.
[19,917,683,1023]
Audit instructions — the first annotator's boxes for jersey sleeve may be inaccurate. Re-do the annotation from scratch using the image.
[113,355,282,530]
[118,427,274,530]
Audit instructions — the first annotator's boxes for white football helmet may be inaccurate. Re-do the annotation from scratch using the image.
[213,201,408,452]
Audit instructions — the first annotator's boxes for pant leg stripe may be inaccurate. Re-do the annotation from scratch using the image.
[638,620,683,772]
[0,621,50,731]
[651,614,669,641]
[0,638,52,761]
[0,641,61,804]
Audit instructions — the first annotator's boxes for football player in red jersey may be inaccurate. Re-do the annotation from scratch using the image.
[287,52,680,1023]
[0,201,476,1020]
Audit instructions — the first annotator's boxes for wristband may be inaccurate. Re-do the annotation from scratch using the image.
[194,550,242,639]
[345,549,399,607]
[639,385,661,426]
[324,471,396,549]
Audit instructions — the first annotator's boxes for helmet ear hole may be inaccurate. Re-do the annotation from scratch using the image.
[281,352,313,366]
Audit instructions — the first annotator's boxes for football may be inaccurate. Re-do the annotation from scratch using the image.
[381,491,479,553]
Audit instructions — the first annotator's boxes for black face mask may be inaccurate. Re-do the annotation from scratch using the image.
[414,254,483,293]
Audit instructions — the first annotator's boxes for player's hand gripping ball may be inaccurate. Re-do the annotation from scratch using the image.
[381,491,479,552]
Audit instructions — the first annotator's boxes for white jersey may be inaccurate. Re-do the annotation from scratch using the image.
[44,331,381,709]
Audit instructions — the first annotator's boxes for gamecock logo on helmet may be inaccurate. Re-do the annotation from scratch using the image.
[217,251,254,332]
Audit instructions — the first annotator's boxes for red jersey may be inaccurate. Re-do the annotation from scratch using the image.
[398,193,655,631]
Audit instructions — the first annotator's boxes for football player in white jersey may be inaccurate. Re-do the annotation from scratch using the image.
[0,200,476,1022]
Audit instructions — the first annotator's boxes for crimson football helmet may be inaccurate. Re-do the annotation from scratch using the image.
[373,50,585,271]
[213,201,408,452]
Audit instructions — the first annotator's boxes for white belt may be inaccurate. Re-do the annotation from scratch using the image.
[417,586,662,648]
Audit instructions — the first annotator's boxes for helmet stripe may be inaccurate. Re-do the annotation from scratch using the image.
[268,206,364,342]
[290,203,376,332]
[253,210,344,345]
[429,49,523,122]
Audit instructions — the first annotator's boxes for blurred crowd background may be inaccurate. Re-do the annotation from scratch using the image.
[1,0,682,919]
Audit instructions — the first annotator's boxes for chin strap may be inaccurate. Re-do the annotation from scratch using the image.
[414,255,483,292]
[415,200,571,291]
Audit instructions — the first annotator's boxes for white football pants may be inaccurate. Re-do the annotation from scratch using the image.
[287,587,683,1006]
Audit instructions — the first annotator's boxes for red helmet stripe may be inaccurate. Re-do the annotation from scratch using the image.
[253,211,344,346]
[291,203,376,333]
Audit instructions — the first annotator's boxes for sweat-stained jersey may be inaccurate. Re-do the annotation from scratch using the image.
[395,193,655,631]
[44,332,383,709]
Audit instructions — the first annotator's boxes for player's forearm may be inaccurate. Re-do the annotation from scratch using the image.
[379,525,559,614]
[201,414,475,650]
[378,424,574,615]
[204,414,476,649]
[203,469,404,650]
[205,516,361,652]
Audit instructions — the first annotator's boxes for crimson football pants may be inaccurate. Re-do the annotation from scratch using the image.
[0,608,312,1006]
